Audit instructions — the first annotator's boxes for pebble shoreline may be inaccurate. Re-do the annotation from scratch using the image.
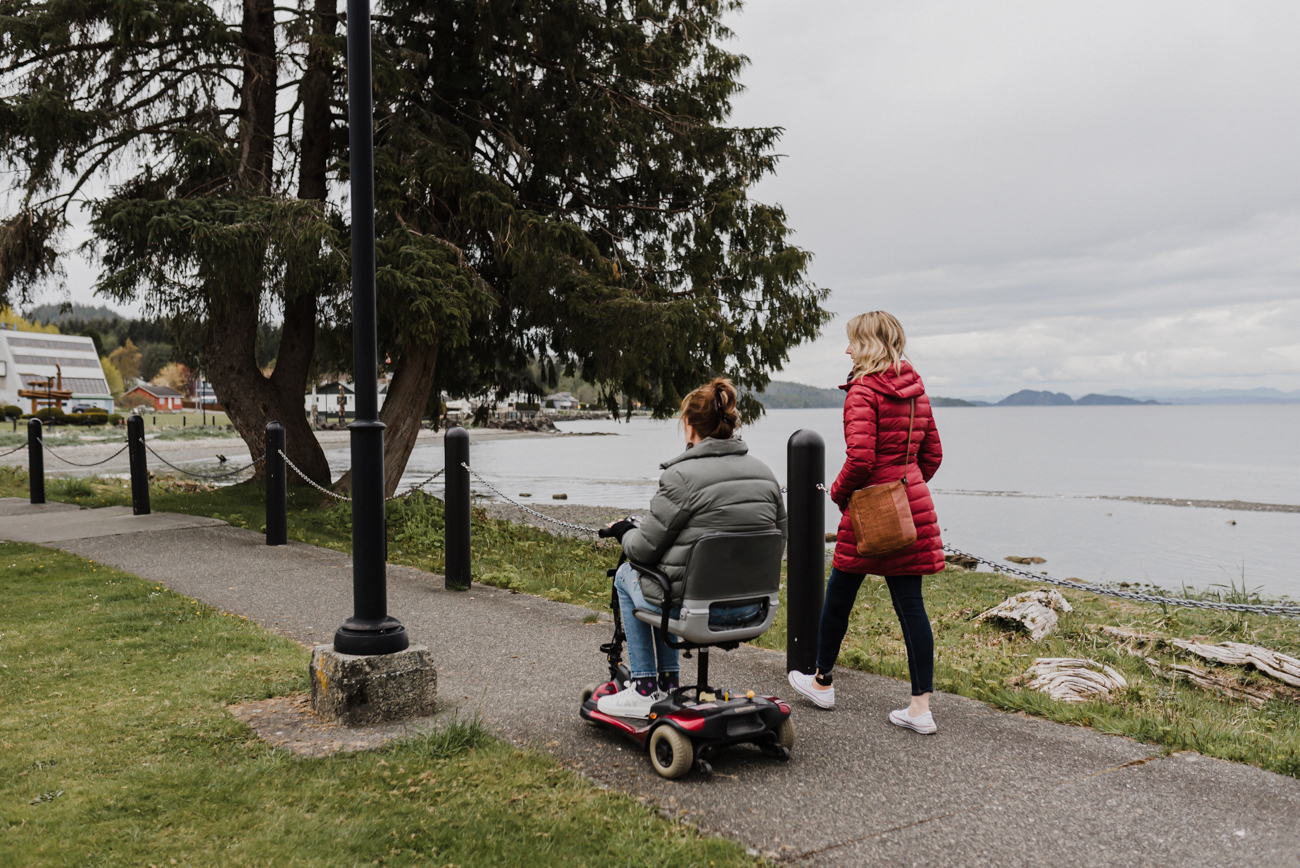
[478,501,640,539]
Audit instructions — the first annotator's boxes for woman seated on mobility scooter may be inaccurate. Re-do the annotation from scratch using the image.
[596,378,787,719]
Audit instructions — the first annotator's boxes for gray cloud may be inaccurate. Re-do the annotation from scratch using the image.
[726,1,1300,395]
[28,2,1300,400]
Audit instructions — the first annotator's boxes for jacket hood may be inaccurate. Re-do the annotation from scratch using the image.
[839,360,926,400]
[661,436,749,469]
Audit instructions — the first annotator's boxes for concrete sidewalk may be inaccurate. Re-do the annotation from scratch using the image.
[5,504,1299,867]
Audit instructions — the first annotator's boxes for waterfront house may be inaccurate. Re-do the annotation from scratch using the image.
[304,381,390,421]
[125,383,184,411]
[0,325,114,413]
[542,391,579,410]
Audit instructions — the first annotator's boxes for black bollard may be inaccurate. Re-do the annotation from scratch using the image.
[444,426,471,590]
[127,414,151,516]
[27,418,44,504]
[265,422,287,546]
[786,428,826,675]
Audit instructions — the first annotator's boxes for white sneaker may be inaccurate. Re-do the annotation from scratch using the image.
[788,670,835,709]
[596,685,662,719]
[889,707,936,734]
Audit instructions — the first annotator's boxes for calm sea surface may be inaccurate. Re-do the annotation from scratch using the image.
[329,404,1300,599]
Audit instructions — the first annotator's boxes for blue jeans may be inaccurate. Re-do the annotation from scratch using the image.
[614,563,679,679]
[816,568,934,696]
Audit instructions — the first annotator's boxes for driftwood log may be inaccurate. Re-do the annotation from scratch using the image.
[1144,657,1280,708]
[1170,640,1300,688]
[1094,625,1166,657]
[977,589,1073,641]
[1023,658,1128,703]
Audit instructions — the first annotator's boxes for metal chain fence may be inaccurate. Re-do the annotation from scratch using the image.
[459,463,605,535]
[144,444,263,480]
[389,467,445,501]
[941,544,1300,617]
[39,439,130,467]
[278,450,445,503]
[247,455,1300,618]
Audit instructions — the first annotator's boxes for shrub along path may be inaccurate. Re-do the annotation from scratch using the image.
[5,500,1300,867]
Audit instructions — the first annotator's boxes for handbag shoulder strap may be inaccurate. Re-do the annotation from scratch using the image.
[899,398,915,485]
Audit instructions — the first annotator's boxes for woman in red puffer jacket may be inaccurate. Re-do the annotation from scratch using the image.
[788,311,945,734]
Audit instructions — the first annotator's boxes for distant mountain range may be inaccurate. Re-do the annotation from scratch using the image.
[1101,387,1300,405]
[754,381,1300,409]
[965,388,1300,406]
[992,390,1163,406]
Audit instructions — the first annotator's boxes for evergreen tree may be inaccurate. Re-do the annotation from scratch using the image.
[1,0,828,495]
[1,0,340,484]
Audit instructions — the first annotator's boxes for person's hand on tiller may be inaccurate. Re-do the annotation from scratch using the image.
[601,517,638,542]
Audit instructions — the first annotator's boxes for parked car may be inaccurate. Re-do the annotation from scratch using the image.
[70,403,101,414]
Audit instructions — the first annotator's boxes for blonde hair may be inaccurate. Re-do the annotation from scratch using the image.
[846,311,907,381]
[680,378,739,440]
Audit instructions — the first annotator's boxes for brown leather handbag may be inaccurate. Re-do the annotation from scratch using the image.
[847,398,918,556]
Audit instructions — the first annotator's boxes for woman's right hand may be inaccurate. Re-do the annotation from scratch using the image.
[602,517,638,542]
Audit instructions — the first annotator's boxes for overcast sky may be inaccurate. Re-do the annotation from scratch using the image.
[725,0,1300,397]
[37,1,1300,398]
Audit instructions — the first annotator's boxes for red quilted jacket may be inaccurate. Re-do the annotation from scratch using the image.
[829,361,945,576]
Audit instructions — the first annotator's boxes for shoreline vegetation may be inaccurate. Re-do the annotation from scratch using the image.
[5,466,1298,784]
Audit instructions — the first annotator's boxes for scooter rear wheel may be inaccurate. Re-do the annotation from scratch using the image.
[648,726,694,780]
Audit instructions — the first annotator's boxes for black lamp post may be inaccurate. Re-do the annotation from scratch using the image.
[331,0,408,656]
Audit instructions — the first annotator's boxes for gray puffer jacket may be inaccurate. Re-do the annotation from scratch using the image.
[621,437,787,607]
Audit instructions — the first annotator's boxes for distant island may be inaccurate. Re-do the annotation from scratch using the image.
[996,390,1162,406]
[741,381,1299,409]
[754,381,987,409]
[752,381,845,409]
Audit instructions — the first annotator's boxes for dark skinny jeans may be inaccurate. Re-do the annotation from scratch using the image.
[816,568,934,696]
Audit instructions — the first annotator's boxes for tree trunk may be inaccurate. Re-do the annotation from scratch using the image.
[238,0,278,192]
[334,336,439,497]
[202,0,332,487]
[253,0,337,487]
[206,286,332,485]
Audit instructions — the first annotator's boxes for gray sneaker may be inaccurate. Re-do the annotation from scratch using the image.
[888,707,937,734]
[788,670,835,709]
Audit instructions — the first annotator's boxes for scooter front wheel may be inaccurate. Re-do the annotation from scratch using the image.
[580,683,598,703]
[776,715,796,750]
[648,725,694,779]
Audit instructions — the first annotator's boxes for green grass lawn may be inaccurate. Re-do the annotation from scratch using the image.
[0,542,759,867]
[5,466,1300,782]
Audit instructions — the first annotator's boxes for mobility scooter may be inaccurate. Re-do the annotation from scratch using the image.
[580,528,795,779]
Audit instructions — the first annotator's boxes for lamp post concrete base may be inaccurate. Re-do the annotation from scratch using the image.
[309,644,437,726]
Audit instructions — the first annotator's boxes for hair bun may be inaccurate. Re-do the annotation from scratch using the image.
[681,377,739,441]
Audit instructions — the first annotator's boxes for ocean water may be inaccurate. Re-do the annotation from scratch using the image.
[331,404,1300,599]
